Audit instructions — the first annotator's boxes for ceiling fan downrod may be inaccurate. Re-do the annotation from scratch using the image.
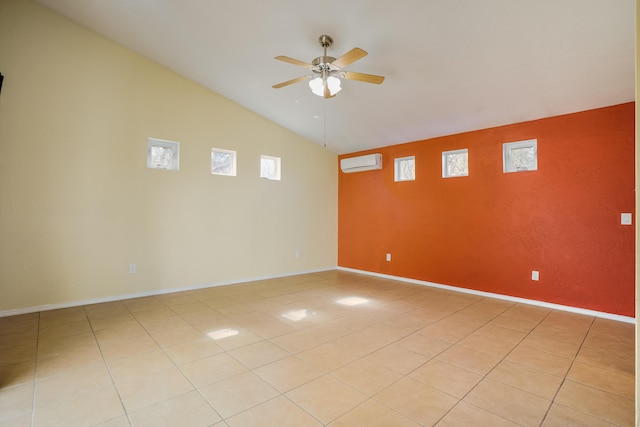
[313,35,336,70]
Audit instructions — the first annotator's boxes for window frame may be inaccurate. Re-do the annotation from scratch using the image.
[147,138,180,171]
[442,148,469,178]
[503,139,538,173]
[260,155,281,180]
[394,156,416,182]
[211,148,237,176]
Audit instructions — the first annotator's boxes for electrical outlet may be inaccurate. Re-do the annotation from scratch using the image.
[295,250,301,258]
[531,270,539,281]
[386,253,391,262]
[128,264,137,274]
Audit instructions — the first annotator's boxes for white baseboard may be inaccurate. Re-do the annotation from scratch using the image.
[337,267,635,324]
[0,267,335,318]
[5,266,634,324]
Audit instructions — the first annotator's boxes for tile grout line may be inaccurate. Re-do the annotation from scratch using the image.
[140,296,245,421]
[326,294,518,424]
[123,297,227,424]
[83,304,134,427]
[180,285,412,425]
[430,300,555,426]
[317,295,510,426]
[29,312,41,427]
[412,297,523,425]
[188,296,328,425]
[10,272,633,426]
[537,315,603,427]
[171,300,277,426]
[173,289,355,426]
[139,293,332,424]
[88,300,194,425]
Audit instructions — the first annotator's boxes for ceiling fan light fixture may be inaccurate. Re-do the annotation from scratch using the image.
[274,34,384,97]
[309,76,324,96]
[327,75,342,95]
[309,75,341,97]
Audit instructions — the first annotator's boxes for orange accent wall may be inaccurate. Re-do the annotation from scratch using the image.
[338,103,635,317]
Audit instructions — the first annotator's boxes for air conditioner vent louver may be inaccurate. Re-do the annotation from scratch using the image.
[340,153,382,173]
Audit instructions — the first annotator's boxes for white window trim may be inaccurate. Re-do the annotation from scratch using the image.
[260,155,281,180]
[147,138,180,170]
[442,148,469,178]
[211,148,237,176]
[394,156,415,182]
[503,139,538,173]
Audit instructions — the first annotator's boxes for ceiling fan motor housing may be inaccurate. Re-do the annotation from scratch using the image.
[312,56,338,70]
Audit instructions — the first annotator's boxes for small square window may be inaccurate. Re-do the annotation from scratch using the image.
[503,139,537,173]
[211,148,237,176]
[442,149,469,178]
[147,138,180,170]
[394,156,415,182]
[260,155,281,180]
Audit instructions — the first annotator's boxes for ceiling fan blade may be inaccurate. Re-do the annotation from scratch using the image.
[272,76,308,89]
[343,71,385,84]
[331,48,367,69]
[275,56,314,69]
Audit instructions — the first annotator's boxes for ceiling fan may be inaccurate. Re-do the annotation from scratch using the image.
[272,35,385,99]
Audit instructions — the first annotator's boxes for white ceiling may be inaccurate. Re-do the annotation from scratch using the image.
[36,0,635,154]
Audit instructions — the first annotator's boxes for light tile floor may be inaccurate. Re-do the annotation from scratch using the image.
[0,271,635,426]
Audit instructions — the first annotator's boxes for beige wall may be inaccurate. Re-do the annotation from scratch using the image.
[0,0,338,313]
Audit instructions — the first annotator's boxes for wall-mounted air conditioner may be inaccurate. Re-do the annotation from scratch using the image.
[340,153,382,173]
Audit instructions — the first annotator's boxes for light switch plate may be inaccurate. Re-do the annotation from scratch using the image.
[621,213,632,225]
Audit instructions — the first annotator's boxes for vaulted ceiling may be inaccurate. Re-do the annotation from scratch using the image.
[36,0,635,154]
